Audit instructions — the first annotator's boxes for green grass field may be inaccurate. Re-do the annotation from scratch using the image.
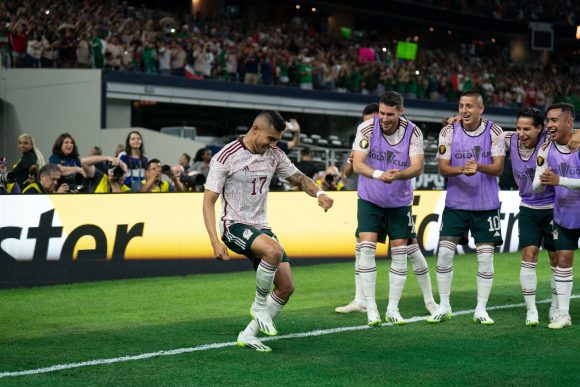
[1,251,579,386]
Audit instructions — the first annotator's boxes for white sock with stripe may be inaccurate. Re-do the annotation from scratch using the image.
[387,246,408,312]
[436,240,456,309]
[520,261,537,311]
[358,241,378,311]
[408,244,435,304]
[550,265,559,310]
[476,245,495,311]
[255,260,278,310]
[555,266,573,316]
[354,242,365,306]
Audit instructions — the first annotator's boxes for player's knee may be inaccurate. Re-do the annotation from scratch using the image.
[262,243,284,264]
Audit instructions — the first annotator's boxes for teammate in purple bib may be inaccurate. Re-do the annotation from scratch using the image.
[533,103,580,330]
[429,91,505,325]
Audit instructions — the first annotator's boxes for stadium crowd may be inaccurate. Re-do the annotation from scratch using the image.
[0,0,578,110]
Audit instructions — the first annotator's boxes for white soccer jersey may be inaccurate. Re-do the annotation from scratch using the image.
[205,137,299,232]
[437,118,505,160]
[352,117,424,156]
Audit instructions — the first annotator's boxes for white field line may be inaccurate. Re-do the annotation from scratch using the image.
[1,295,578,379]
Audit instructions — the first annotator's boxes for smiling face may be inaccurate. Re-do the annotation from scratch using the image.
[546,108,573,145]
[61,137,75,156]
[246,124,282,154]
[129,133,142,151]
[516,116,543,149]
[18,136,33,153]
[458,95,484,130]
[378,103,404,135]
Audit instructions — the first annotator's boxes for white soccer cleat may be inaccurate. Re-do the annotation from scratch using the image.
[425,301,439,316]
[548,314,572,330]
[250,303,278,336]
[427,306,452,323]
[525,309,539,327]
[473,309,495,325]
[237,331,272,352]
[367,307,382,327]
[335,300,367,314]
[549,306,559,322]
[385,309,407,325]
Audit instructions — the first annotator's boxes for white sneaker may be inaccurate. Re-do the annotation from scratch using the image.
[237,331,272,352]
[385,309,407,325]
[473,309,495,325]
[335,300,367,314]
[250,303,278,336]
[367,307,382,327]
[548,314,572,330]
[425,301,439,316]
[427,306,452,323]
[549,306,559,322]
[525,309,539,327]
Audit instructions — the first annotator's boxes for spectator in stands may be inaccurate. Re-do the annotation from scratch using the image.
[81,155,130,193]
[49,132,85,179]
[59,27,77,68]
[0,157,20,194]
[89,146,109,174]
[22,163,69,194]
[170,40,187,77]
[295,148,319,180]
[139,159,185,192]
[118,131,148,189]
[8,22,26,68]
[114,144,125,157]
[191,148,212,177]
[276,119,301,154]
[243,48,261,85]
[178,152,191,173]
[13,133,45,189]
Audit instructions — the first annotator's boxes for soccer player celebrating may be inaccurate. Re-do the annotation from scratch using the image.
[506,108,557,326]
[428,91,505,325]
[351,91,432,326]
[203,110,334,352]
[533,103,580,330]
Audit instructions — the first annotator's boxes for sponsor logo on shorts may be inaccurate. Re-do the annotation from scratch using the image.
[243,229,253,240]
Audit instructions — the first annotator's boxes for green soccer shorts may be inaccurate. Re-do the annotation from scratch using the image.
[223,223,289,269]
[440,207,503,246]
[518,206,555,251]
[356,198,416,242]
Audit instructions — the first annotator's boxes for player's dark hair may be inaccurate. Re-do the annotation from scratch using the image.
[517,108,545,127]
[379,92,403,108]
[546,102,575,119]
[258,110,286,132]
[362,103,379,116]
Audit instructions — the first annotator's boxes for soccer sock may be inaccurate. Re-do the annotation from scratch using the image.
[550,265,559,310]
[476,245,495,311]
[436,240,456,309]
[387,246,408,312]
[254,260,278,310]
[354,242,365,306]
[555,266,573,315]
[408,244,435,304]
[520,261,537,311]
[244,292,288,336]
[358,241,378,310]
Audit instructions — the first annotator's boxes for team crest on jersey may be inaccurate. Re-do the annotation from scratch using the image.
[359,138,369,149]
[438,145,446,155]
[243,228,253,240]
[537,156,545,167]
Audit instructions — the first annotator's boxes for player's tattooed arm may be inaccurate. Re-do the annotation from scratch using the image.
[287,171,319,197]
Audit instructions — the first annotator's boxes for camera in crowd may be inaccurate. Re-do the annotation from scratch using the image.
[325,173,336,184]
[180,170,206,187]
[0,171,16,184]
[105,161,125,180]
[59,173,85,190]
[161,164,171,175]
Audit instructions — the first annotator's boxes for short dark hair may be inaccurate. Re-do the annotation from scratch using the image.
[379,92,403,108]
[146,158,161,169]
[517,108,545,127]
[257,110,286,132]
[546,102,575,119]
[362,103,379,117]
[460,90,483,102]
